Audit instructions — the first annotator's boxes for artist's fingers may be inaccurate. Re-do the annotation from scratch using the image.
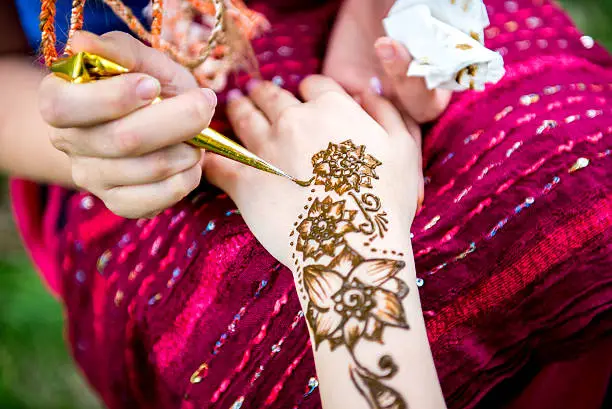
[246,80,302,122]
[70,30,198,96]
[374,37,451,123]
[226,89,271,152]
[299,75,351,101]
[51,88,216,157]
[71,144,201,188]
[39,73,161,128]
[102,163,202,218]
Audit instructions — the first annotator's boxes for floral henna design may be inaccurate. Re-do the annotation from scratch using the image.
[292,140,410,409]
[304,246,409,349]
[312,140,382,195]
[296,197,357,260]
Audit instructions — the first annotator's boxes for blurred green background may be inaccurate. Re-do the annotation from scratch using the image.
[0,1,611,408]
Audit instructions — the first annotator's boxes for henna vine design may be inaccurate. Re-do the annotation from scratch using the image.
[292,140,409,409]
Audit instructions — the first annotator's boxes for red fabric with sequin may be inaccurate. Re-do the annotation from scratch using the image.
[10,1,612,408]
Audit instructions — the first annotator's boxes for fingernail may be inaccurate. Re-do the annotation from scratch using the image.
[245,78,261,94]
[369,77,383,95]
[226,89,243,102]
[375,41,396,61]
[136,77,161,100]
[201,88,218,106]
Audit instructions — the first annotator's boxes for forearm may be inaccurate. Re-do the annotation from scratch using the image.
[0,56,73,186]
[287,141,445,409]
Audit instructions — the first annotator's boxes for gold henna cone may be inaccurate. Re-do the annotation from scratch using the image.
[51,52,307,184]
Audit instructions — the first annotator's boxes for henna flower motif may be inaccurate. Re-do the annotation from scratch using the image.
[312,140,382,195]
[304,247,409,350]
[296,197,357,260]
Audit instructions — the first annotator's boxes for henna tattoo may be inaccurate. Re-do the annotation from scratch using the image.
[292,140,410,409]
[349,192,389,238]
[312,140,382,195]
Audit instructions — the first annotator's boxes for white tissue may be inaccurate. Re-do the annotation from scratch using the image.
[383,0,505,91]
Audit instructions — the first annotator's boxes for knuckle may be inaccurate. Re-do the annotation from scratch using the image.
[48,128,70,152]
[319,90,345,105]
[150,150,174,178]
[71,163,90,189]
[276,105,301,135]
[110,123,141,156]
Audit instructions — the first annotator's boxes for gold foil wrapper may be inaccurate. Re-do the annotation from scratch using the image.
[51,52,301,183]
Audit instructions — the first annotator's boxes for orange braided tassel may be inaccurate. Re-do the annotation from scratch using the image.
[151,0,164,48]
[64,0,87,55]
[40,0,58,66]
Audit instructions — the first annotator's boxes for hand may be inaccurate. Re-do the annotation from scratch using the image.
[209,78,442,409]
[205,76,421,265]
[323,0,452,123]
[38,31,217,218]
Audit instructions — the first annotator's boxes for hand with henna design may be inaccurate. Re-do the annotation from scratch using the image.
[206,76,446,409]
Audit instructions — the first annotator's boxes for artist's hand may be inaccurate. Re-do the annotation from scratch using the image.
[206,77,421,264]
[39,31,216,218]
[323,0,452,124]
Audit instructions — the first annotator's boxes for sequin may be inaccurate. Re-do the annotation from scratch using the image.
[416,278,424,287]
[190,363,208,384]
[80,195,94,210]
[118,233,131,248]
[231,397,244,409]
[148,293,162,306]
[544,85,561,95]
[441,152,455,164]
[520,93,540,106]
[304,377,319,397]
[277,45,293,57]
[504,1,518,12]
[464,129,484,144]
[272,75,285,86]
[536,120,558,134]
[423,215,441,231]
[271,344,281,353]
[516,40,531,50]
[76,270,86,283]
[564,115,580,124]
[568,157,590,173]
[203,220,216,235]
[150,236,162,256]
[97,250,112,274]
[558,39,568,49]
[537,39,549,49]
[586,109,603,118]
[580,35,595,49]
[495,106,513,121]
[225,209,241,216]
[186,241,197,258]
[114,290,124,307]
[525,16,542,29]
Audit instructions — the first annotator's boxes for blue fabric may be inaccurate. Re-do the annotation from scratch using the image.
[15,0,149,50]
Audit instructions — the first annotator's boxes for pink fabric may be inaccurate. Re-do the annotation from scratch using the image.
[10,1,612,408]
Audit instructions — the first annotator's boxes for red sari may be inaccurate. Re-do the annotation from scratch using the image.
[11,0,612,408]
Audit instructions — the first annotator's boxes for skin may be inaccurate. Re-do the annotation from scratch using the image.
[206,77,446,409]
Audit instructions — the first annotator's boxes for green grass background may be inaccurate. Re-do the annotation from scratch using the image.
[0,1,611,408]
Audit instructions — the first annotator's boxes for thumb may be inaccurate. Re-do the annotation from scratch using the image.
[374,36,451,123]
[374,36,412,78]
[70,31,198,97]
